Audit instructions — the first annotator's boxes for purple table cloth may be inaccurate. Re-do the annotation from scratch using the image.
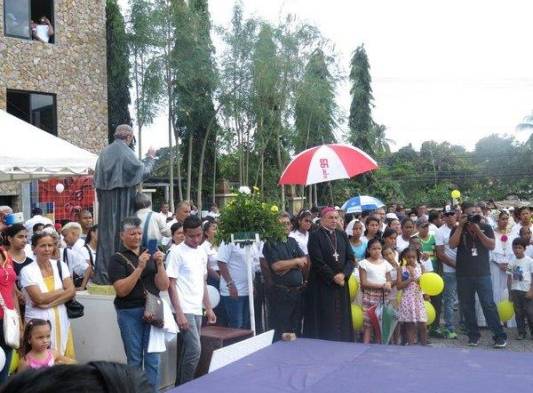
[169,338,533,393]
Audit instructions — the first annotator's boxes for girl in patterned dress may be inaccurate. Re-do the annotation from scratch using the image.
[397,247,428,345]
[359,238,393,343]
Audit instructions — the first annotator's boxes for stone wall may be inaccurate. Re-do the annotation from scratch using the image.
[0,0,108,154]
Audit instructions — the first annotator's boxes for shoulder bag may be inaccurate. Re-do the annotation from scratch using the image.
[116,253,164,329]
[57,260,85,319]
[0,293,20,349]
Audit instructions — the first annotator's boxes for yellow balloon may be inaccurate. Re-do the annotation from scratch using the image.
[396,290,402,305]
[348,275,359,301]
[497,300,515,322]
[451,189,461,199]
[424,300,436,325]
[420,272,444,296]
[8,350,19,375]
[351,304,364,331]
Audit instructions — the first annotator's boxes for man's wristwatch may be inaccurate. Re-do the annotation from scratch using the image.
[226,280,234,288]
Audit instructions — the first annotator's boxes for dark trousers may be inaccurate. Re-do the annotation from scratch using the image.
[457,275,507,341]
[511,290,533,335]
[268,285,303,342]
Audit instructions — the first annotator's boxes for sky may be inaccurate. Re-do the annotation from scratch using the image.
[119,0,533,154]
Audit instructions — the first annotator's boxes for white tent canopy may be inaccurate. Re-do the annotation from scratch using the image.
[0,109,98,182]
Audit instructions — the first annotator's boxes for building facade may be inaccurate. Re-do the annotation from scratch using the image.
[0,0,108,210]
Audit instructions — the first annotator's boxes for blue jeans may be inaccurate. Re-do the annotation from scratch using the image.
[116,307,160,390]
[457,275,507,341]
[221,296,250,329]
[442,272,457,331]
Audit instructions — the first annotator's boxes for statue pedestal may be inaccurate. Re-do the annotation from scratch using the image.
[214,193,237,209]
[71,291,177,390]
[287,196,306,214]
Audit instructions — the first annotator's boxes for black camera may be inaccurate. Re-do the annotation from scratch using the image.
[466,214,482,224]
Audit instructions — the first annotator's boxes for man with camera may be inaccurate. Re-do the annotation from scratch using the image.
[449,202,507,348]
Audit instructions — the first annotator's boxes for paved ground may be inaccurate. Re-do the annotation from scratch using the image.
[430,326,533,352]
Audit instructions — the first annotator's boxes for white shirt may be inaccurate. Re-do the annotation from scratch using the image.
[510,223,532,241]
[73,238,86,253]
[20,260,71,354]
[289,230,309,255]
[136,208,172,245]
[507,256,533,292]
[428,223,439,236]
[78,244,96,267]
[396,236,411,253]
[527,245,533,259]
[35,24,50,42]
[60,247,88,277]
[435,225,456,273]
[166,242,207,316]
[201,240,218,271]
[359,258,393,286]
[217,242,261,296]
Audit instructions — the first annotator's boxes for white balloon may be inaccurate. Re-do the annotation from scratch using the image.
[55,183,65,193]
[0,347,5,372]
[206,285,220,308]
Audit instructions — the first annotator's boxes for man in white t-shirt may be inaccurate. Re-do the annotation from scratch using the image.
[167,215,216,385]
[435,206,458,338]
[217,239,262,329]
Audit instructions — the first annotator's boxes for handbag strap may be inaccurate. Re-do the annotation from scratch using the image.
[141,212,153,249]
[84,244,94,268]
[116,252,146,293]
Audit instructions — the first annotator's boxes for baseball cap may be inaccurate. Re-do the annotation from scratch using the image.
[385,212,398,220]
[442,205,456,215]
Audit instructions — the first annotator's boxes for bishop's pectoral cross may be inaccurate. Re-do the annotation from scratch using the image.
[333,251,339,262]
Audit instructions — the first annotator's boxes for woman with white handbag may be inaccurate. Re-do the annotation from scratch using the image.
[0,245,20,383]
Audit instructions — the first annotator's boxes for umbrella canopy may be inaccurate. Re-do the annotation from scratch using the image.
[341,195,385,214]
[0,110,98,182]
[278,144,378,186]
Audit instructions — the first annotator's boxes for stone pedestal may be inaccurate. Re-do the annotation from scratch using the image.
[71,291,177,390]
[214,193,237,209]
[287,196,306,214]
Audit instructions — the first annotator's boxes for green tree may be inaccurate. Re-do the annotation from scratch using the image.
[106,0,132,143]
[172,0,218,207]
[251,23,282,197]
[348,44,375,155]
[294,48,337,150]
[128,0,163,158]
[218,3,257,187]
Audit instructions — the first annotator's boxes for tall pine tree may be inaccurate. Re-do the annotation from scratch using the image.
[348,44,375,155]
[106,0,132,143]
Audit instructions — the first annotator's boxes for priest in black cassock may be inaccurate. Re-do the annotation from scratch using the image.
[303,207,355,342]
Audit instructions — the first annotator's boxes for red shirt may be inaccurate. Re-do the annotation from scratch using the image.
[0,248,16,319]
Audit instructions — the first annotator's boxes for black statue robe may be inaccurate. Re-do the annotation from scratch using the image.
[93,140,154,284]
[303,226,355,342]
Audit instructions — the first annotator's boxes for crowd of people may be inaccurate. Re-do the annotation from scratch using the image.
[0,199,531,391]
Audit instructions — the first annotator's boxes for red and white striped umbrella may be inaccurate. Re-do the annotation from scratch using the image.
[278,144,378,186]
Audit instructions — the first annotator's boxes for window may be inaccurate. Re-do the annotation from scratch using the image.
[6,90,57,136]
[3,0,55,43]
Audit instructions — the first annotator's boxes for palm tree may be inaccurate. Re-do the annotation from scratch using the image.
[372,123,393,156]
